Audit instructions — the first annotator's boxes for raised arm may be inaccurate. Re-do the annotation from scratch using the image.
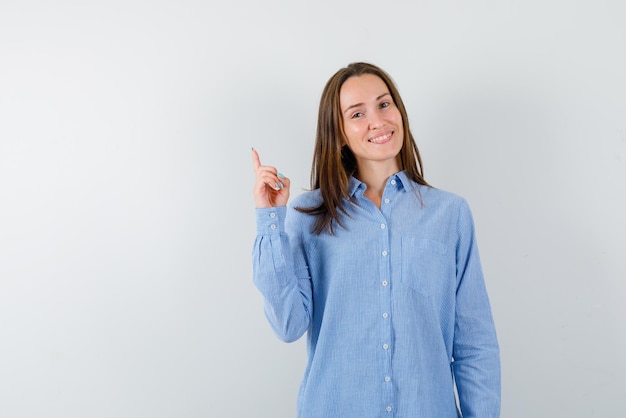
[251,149,312,343]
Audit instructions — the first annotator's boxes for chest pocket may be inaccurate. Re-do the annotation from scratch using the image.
[400,237,451,298]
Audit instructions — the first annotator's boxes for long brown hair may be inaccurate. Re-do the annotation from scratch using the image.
[297,62,430,234]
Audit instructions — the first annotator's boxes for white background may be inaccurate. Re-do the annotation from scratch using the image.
[1,1,624,417]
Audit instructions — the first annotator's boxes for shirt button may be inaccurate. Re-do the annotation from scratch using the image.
[384,198,390,204]
[385,376,391,382]
[390,179,396,185]
[269,212,276,218]
[381,250,388,257]
[386,406,393,412]
[382,343,389,350]
[382,280,388,286]
[270,224,277,230]
[380,223,386,229]
[382,312,389,319]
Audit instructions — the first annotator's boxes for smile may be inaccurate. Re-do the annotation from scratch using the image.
[368,132,393,144]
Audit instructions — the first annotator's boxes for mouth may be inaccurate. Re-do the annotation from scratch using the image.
[368,131,393,144]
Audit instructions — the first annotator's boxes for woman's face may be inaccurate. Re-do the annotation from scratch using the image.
[339,74,403,173]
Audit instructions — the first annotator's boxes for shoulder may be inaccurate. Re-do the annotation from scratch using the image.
[416,184,470,212]
[288,189,323,210]
[283,190,321,235]
[412,184,478,233]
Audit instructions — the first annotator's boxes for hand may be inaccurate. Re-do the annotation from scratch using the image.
[252,149,290,208]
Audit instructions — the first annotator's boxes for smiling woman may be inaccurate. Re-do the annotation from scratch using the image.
[251,62,500,418]
[297,63,431,234]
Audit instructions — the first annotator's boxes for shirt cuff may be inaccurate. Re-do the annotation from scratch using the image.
[255,206,287,235]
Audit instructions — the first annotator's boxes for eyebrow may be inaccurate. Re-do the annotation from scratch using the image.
[342,93,391,115]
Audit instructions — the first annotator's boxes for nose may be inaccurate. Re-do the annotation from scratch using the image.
[368,111,383,129]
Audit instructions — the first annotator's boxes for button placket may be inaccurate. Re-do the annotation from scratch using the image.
[376,203,394,415]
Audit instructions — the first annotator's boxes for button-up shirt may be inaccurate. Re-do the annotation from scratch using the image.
[253,171,500,417]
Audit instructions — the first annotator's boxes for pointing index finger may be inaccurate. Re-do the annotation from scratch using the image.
[251,148,261,171]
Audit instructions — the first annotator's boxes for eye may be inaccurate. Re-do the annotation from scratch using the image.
[351,111,364,119]
[380,101,390,109]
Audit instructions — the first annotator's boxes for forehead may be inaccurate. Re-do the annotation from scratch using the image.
[340,74,390,108]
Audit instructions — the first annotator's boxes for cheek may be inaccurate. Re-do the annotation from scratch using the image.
[343,123,363,144]
[393,111,404,128]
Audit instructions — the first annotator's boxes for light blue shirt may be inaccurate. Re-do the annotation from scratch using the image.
[253,171,500,417]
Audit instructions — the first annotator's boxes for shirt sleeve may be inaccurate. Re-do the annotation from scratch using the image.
[252,206,313,343]
[452,199,501,417]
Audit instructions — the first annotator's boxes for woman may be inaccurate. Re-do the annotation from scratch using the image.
[252,62,500,417]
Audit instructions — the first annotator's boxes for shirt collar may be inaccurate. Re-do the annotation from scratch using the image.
[394,171,411,191]
[348,170,410,198]
[348,175,363,197]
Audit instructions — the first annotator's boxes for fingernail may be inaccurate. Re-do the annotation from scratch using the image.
[277,172,285,179]
[274,183,281,190]
[279,182,284,189]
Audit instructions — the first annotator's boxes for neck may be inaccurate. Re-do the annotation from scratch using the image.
[356,159,400,208]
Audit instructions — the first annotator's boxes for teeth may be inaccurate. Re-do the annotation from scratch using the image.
[368,133,392,143]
